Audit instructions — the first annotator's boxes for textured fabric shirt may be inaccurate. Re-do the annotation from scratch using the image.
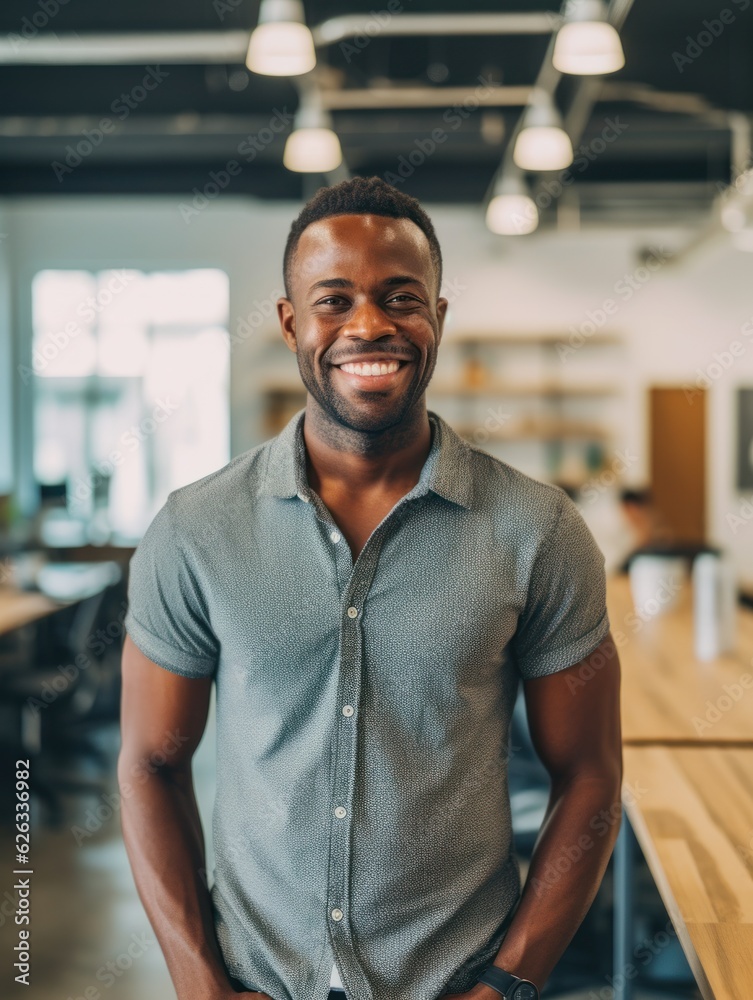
[124,406,610,1000]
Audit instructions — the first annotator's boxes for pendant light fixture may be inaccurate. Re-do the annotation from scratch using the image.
[552,0,625,76]
[486,173,539,235]
[246,0,316,77]
[513,90,573,172]
[283,93,342,172]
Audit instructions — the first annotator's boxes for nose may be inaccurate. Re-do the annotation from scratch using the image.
[341,299,397,341]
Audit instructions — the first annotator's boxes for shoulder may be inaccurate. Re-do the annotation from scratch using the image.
[464,441,568,539]
[161,438,273,540]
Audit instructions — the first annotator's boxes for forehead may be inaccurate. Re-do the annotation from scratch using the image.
[292,213,434,291]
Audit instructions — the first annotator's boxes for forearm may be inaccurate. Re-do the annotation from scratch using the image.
[492,773,622,988]
[118,760,235,1000]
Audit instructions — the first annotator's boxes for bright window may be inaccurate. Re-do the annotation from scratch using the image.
[31,268,230,541]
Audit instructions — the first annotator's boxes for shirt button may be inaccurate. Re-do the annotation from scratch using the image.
[342,704,354,717]
[297,491,310,503]
[331,908,343,922]
[346,606,358,618]
[334,806,347,819]
[330,530,341,543]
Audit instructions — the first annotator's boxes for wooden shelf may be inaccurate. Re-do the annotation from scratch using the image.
[428,381,619,397]
[260,383,305,395]
[454,420,610,443]
[258,332,622,450]
[443,331,622,347]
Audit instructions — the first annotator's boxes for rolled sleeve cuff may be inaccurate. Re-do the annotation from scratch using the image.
[515,609,611,680]
[124,610,217,679]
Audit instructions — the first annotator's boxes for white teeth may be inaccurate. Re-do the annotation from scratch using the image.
[339,360,401,376]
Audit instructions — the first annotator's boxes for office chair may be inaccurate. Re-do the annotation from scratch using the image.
[0,588,115,826]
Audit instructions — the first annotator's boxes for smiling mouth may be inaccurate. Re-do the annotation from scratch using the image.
[337,360,405,377]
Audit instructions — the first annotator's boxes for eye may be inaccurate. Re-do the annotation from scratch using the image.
[387,294,419,305]
[315,295,348,306]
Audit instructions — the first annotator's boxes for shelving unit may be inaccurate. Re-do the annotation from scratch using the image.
[258,331,625,487]
[429,332,624,485]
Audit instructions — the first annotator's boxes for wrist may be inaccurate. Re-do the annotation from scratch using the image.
[468,985,503,1000]
[176,969,237,1000]
[476,962,540,1000]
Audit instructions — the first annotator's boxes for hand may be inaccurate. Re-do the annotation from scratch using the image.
[442,984,500,1000]
[204,990,274,1000]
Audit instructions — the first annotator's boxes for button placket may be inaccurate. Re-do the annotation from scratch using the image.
[303,490,416,1000]
[326,525,388,995]
[307,494,354,589]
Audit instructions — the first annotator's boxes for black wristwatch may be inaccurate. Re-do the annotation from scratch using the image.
[476,964,539,1000]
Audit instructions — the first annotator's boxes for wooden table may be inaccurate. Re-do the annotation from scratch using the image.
[607,575,753,998]
[0,585,65,636]
[622,746,753,1000]
[607,575,753,744]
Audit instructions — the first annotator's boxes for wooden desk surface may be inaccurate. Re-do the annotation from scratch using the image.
[623,745,753,1000]
[0,585,65,636]
[608,576,753,744]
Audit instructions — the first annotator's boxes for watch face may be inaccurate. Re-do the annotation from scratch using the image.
[512,985,538,1000]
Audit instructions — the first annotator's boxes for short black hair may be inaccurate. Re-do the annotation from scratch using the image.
[282,175,443,298]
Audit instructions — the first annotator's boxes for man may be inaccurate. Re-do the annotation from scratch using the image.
[119,176,622,1000]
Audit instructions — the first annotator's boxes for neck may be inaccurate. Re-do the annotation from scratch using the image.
[301,396,433,495]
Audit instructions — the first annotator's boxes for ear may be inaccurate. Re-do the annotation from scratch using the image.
[435,297,449,346]
[277,297,297,353]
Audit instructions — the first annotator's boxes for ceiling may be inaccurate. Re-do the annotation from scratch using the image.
[0,0,749,223]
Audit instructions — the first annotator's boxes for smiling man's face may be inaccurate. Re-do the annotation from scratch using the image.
[278,213,447,434]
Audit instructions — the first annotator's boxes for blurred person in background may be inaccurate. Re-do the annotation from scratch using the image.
[619,488,657,551]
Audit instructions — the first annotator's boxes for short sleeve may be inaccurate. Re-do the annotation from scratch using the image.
[124,495,219,678]
[511,489,610,680]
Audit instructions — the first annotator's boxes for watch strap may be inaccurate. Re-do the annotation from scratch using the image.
[477,965,537,999]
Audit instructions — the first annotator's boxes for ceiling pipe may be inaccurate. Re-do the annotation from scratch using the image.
[319,86,531,111]
[0,13,555,66]
[312,12,555,45]
[666,111,753,266]
[0,32,252,65]
[483,0,635,226]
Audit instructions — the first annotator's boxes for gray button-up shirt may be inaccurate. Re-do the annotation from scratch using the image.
[124,406,609,1000]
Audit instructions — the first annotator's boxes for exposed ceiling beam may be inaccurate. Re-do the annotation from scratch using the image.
[0,13,557,66]
[312,12,555,45]
[667,111,753,264]
[320,86,531,111]
[598,81,727,124]
[485,0,637,207]
[0,31,251,65]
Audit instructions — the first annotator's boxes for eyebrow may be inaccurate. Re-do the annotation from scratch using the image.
[308,275,428,293]
[309,278,354,292]
[385,275,427,291]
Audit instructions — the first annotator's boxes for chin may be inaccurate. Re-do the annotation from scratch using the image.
[329,396,412,435]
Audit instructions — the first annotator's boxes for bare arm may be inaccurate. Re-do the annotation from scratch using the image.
[118,635,264,1000]
[495,634,622,988]
[453,634,623,998]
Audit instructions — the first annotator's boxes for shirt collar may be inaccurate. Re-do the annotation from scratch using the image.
[259,406,475,510]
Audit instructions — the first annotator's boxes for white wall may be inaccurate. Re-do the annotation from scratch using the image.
[2,195,752,575]
[434,211,753,576]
